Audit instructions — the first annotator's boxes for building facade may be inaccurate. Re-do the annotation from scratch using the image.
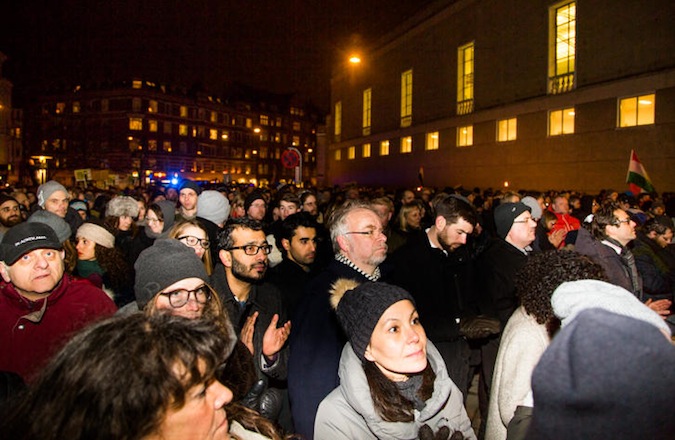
[0,52,23,186]
[327,0,675,193]
[22,80,320,188]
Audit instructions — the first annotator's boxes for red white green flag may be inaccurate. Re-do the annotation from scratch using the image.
[626,150,655,195]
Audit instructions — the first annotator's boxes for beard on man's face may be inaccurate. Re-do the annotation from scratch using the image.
[0,215,21,228]
[231,255,268,283]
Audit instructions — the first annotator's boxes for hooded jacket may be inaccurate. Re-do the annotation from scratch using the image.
[314,342,476,440]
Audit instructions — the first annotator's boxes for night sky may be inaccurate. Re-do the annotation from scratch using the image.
[1,0,435,111]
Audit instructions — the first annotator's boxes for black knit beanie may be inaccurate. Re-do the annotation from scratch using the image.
[244,191,266,213]
[330,279,415,363]
[134,239,208,310]
[494,202,530,239]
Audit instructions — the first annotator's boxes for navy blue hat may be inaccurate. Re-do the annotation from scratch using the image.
[179,180,202,195]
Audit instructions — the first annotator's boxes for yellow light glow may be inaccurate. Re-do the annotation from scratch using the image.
[638,99,652,105]
[253,127,261,134]
[349,55,361,64]
[504,181,510,188]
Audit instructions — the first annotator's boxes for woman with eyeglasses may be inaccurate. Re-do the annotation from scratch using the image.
[131,238,292,440]
[168,219,214,276]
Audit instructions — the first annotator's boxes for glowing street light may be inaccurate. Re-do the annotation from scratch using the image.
[349,55,361,64]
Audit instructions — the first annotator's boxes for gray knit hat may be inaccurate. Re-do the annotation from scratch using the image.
[134,239,208,310]
[551,279,670,336]
[197,190,231,226]
[494,202,531,239]
[330,279,415,363]
[106,196,140,218]
[37,180,68,208]
[521,196,543,221]
[27,210,72,244]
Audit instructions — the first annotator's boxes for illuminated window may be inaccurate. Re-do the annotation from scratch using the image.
[221,131,229,141]
[211,111,218,122]
[246,118,253,128]
[619,94,655,127]
[129,118,143,130]
[148,120,158,132]
[334,101,342,137]
[335,149,342,161]
[457,125,473,147]
[362,143,371,158]
[148,100,158,113]
[426,132,439,150]
[72,102,80,113]
[179,124,188,136]
[292,136,300,146]
[180,106,188,117]
[259,115,269,126]
[132,80,142,89]
[400,70,413,127]
[457,42,475,114]
[401,136,412,154]
[380,140,390,156]
[348,146,356,159]
[549,1,576,94]
[55,102,65,114]
[363,88,372,135]
[549,107,575,136]
[148,140,157,151]
[497,118,517,142]
[209,129,218,140]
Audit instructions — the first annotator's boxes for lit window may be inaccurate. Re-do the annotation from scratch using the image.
[363,88,372,135]
[72,102,80,113]
[129,118,143,130]
[211,111,218,122]
[549,107,575,136]
[457,125,473,147]
[497,118,517,142]
[148,120,158,132]
[400,70,413,127]
[246,118,253,128]
[348,146,356,159]
[221,131,229,141]
[549,1,576,94]
[292,136,300,146]
[335,149,342,161]
[362,143,371,158]
[380,140,390,156]
[293,121,301,131]
[619,94,655,127]
[260,115,269,125]
[148,140,157,151]
[180,106,188,117]
[55,102,65,114]
[209,129,218,140]
[457,42,475,114]
[179,124,188,136]
[334,101,342,137]
[426,132,439,150]
[401,136,412,154]
[148,100,158,113]
[132,80,142,89]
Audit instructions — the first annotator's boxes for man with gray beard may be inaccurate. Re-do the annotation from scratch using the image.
[209,217,291,426]
[288,201,389,439]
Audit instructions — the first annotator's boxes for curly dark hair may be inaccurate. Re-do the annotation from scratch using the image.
[515,250,607,330]
[95,244,134,295]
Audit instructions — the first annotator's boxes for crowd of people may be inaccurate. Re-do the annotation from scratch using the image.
[0,179,674,439]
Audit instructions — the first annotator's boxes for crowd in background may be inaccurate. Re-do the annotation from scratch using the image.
[0,178,673,439]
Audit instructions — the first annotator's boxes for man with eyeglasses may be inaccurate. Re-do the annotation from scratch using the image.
[474,201,536,436]
[288,201,388,439]
[388,195,480,400]
[210,217,292,429]
[0,194,23,238]
[576,202,672,317]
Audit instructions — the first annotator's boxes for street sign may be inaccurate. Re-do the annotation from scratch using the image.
[281,149,300,169]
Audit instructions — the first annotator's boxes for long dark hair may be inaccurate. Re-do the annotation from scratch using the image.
[363,360,436,422]
[95,243,133,294]
[1,314,231,439]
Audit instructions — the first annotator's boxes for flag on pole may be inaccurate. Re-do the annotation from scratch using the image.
[626,150,655,195]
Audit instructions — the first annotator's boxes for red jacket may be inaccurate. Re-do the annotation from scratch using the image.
[548,208,581,247]
[0,275,117,382]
